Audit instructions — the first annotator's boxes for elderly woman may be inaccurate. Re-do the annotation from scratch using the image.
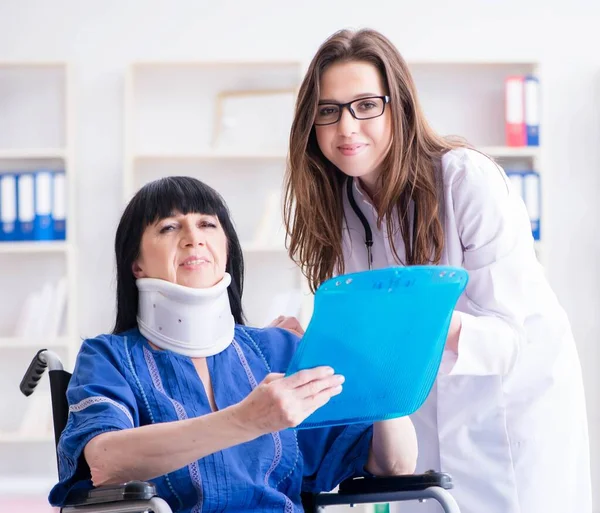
[49,176,418,513]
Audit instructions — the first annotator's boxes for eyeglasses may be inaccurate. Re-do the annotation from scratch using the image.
[314,95,390,126]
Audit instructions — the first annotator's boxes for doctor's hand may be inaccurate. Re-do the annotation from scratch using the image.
[268,315,305,337]
[233,367,344,437]
[445,312,462,354]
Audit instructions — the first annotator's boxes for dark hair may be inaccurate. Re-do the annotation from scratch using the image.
[113,176,245,334]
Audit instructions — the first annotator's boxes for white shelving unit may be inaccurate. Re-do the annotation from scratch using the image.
[0,62,77,495]
[124,61,311,327]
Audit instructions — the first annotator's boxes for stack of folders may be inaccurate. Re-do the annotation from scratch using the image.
[507,170,541,241]
[505,75,540,147]
[0,170,66,242]
[13,277,67,339]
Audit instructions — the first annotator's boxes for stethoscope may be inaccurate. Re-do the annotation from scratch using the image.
[345,177,417,271]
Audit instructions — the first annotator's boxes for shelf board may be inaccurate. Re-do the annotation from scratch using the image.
[0,241,70,254]
[134,151,287,161]
[0,337,70,349]
[242,243,288,253]
[0,433,54,443]
[132,60,302,69]
[0,148,66,159]
[480,146,540,158]
[0,475,57,496]
[407,59,539,66]
[0,61,67,68]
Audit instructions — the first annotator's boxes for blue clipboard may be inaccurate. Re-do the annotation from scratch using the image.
[285,265,468,429]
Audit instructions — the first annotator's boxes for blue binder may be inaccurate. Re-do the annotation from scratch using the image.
[17,172,36,241]
[524,75,540,146]
[286,266,468,429]
[34,170,54,241]
[506,169,541,241]
[524,171,541,241]
[1,173,18,242]
[52,171,66,240]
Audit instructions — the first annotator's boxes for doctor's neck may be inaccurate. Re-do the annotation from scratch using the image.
[358,175,384,209]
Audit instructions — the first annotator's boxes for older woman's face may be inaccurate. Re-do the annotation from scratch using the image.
[132,211,228,289]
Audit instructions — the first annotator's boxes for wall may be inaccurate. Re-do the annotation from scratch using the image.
[0,0,598,509]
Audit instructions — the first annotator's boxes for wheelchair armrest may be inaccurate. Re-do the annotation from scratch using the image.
[64,481,157,506]
[338,470,453,495]
[314,471,460,513]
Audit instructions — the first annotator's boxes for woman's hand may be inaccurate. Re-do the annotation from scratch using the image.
[233,367,344,437]
[445,311,462,354]
[269,315,305,337]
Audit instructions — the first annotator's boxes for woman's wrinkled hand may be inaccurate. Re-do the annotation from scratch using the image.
[268,315,305,337]
[234,367,344,437]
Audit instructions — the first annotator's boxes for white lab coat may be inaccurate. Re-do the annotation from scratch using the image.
[340,148,591,513]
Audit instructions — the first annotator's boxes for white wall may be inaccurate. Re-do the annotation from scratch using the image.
[0,0,598,508]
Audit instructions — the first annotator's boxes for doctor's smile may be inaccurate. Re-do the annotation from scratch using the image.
[338,143,368,156]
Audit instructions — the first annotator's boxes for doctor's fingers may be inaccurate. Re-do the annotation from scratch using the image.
[270,316,305,336]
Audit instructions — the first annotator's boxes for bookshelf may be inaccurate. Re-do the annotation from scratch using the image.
[0,62,77,494]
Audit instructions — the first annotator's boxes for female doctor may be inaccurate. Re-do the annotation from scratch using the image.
[274,28,592,513]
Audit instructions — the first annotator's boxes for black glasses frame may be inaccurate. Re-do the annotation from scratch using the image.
[314,95,391,126]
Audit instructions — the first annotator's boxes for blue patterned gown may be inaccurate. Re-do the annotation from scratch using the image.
[49,326,373,513]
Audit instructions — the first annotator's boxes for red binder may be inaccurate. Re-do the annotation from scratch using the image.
[505,76,526,146]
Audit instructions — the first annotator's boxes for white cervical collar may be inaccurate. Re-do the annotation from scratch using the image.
[136,273,235,357]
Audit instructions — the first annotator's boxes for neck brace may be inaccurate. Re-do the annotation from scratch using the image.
[136,273,235,357]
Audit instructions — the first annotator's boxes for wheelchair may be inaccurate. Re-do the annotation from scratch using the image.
[20,349,461,513]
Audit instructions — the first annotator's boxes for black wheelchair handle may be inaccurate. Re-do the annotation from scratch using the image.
[20,349,50,396]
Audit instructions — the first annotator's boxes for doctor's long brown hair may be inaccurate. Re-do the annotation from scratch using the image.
[283,28,468,292]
